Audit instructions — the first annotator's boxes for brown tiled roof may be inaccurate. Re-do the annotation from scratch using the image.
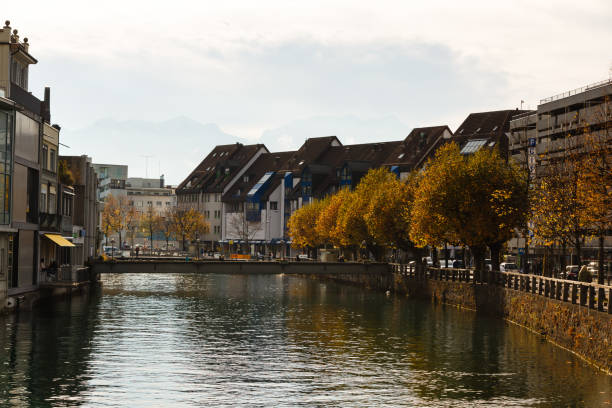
[222,151,295,202]
[177,143,267,194]
[383,126,452,170]
[280,136,341,174]
[452,110,529,157]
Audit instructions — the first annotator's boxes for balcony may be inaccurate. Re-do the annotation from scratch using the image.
[39,212,61,231]
[10,81,42,115]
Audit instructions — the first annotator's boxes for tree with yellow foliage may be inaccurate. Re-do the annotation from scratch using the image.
[101,193,121,248]
[411,143,528,273]
[334,168,399,260]
[315,187,352,248]
[170,207,209,251]
[140,206,163,255]
[117,196,139,251]
[576,125,611,284]
[288,198,327,257]
[364,170,420,261]
[159,207,176,252]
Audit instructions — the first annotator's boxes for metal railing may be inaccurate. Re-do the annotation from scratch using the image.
[390,264,611,314]
[540,78,612,104]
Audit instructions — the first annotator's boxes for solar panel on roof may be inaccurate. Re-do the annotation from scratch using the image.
[460,139,487,154]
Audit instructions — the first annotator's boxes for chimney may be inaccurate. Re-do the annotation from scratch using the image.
[42,87,51,123]
[160,174,165,188]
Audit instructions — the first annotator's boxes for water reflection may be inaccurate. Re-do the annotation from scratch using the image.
[1,273,610,407]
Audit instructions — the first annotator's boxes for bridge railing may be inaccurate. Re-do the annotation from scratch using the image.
[389,263,612,314]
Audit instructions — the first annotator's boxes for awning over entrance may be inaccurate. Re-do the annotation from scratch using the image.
[44,234,76,247]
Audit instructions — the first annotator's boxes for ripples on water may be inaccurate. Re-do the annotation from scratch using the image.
[1,273,611,407]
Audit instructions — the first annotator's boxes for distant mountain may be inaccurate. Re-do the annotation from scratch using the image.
[60,116,246,185]
[259,115,410,152]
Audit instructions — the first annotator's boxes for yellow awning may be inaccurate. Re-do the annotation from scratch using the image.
[44,234,76,247]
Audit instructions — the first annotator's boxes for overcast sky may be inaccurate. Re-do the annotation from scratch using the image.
[9,1,612,183]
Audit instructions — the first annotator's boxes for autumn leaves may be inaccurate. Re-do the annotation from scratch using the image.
[288,142,529,266]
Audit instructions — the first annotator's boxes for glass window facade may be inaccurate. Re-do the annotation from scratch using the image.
[0,110,13,224]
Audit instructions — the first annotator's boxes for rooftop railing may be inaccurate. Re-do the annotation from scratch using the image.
[540,78,612,105]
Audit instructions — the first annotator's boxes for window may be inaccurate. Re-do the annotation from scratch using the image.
[270,201,278,210]
[48,185,57,214]
[40,184,48,213]
[147,201,153,206]
[243,175,249,182]
[42,144,48,170]
[49,149,56,172]
[156,201,162,206]
[62,194,72,216]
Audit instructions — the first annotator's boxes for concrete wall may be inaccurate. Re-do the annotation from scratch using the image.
[92,260,389,276]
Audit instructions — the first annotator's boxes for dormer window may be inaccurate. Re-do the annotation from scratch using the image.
[298,160,304,166]
[225,168,230,174]
[212,153,217,157]
[243,175,249,183]
[475,127,481,133]
[492,126,498,131]
[398,153,405,159]
[458,129,464,134]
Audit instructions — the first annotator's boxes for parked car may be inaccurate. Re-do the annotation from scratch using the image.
[500,262,519,273]
[297,254,311,261]
[564,265,580,280]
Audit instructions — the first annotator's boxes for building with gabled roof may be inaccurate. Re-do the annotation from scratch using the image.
[382,126,453,178]
[453,110,529,158]
[176,142,268,247]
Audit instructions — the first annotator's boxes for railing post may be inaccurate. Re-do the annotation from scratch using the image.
[555,280,562,300]
[608,288,612,314]
[597,287,605,312]
[531,276,537,294]
[588,286,595,309]
[513,275,519,291]
[579,285,587,307]
[538,278,544,295]
[549,280,555,298]
[544,280,550,297]
[571,283,577,304]
[524,276,530,292]
[562,282,569,302]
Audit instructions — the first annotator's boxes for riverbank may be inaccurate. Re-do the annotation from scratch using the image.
[303,265,612,375]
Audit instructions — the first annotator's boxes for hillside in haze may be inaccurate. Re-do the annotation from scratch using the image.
[59,117,246,185]
[260,115,410,151]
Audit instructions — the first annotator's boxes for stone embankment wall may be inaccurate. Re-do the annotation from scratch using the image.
[309,267,612,375]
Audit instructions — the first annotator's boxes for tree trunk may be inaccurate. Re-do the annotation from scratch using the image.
[574,231,581,266]
[432,247,439,267]
[560,241,567,279]
[471,245,486,282]
[598,233,605,285]
[489,242,502,272]
[444,242,448,267]
[150,230,154,256]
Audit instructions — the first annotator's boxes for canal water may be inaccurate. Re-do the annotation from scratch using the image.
[1,273,610,407]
